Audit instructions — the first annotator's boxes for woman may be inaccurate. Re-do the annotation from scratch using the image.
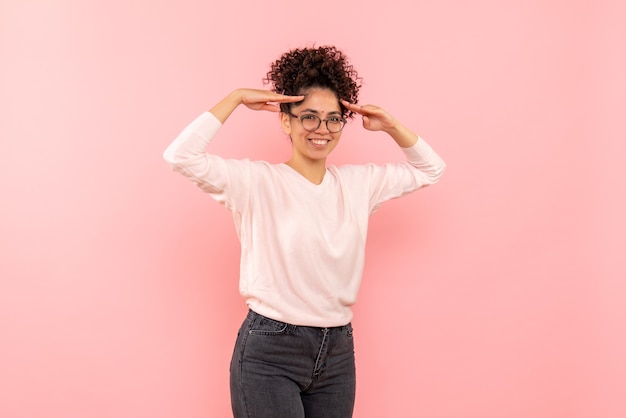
[163,45,446,418]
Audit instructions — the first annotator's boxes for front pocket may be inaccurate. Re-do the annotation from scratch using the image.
[248,317,290,335]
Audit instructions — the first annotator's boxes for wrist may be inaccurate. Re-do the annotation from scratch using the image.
[210,90,244,123]
[228,89,246,106]
[382,121,402,135]
[386,123,419,148]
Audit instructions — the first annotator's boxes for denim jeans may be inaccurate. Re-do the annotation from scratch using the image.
[230,310,356,418]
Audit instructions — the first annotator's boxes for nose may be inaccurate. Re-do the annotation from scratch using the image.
[314,119,330,134]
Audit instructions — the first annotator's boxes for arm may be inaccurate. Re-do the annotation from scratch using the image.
[163,88,304,184]
[163,89,304,208]
[341,99,445,172]
[163,89,303,201]
[340,100,419,148]
[210,89,304,123]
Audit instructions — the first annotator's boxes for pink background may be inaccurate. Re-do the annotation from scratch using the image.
[1,0,625,417]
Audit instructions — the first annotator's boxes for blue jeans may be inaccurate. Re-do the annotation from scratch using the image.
[230,310,356,418]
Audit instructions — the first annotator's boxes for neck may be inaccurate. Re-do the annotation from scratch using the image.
[285,156,327,185]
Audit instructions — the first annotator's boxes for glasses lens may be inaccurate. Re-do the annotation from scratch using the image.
[296,114,345,132]
[326,117,345,133]
[300,114,321,131]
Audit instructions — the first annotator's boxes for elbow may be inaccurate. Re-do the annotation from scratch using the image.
[163,146,187,170]
[428,160,447,184]
[162,151,179,171]
[163,149,173,165]
[436,160,447,181]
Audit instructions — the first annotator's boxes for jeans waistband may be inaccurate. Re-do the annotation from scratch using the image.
[246,309,350,331]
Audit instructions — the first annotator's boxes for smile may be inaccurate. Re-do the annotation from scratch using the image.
[309,139,330,145]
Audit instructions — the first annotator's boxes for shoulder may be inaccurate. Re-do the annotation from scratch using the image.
[244,160,290,182]
[329,164,381,188]
[332,162,380,178]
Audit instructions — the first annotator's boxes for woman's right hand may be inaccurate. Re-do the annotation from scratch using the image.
[210,89,304,123]
[238,89,304,112]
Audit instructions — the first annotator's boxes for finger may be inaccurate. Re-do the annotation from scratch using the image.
[259,103,282,112]
[272,94,305,103]
[353,105,378,116]
[341,100,379,116]
[340,99,360,110]
[341,100,367,114]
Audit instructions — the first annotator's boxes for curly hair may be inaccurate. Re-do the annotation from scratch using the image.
[264,46,362,118]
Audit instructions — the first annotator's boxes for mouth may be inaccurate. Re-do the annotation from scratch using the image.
[308,138,331,146]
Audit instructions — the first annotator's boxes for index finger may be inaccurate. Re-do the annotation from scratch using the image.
[341,99,361,111]
[341,100,373,115]
[271,94,305,103]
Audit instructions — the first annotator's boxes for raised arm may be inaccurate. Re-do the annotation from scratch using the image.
[210,89,304,123]
[341,99,446,187]
[164,89,303,170]
[163,89,305,201]
[341,100,419,148]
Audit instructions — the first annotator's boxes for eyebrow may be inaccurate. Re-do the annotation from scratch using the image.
[300,108,342,115]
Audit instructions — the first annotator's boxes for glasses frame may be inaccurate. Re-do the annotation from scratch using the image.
[287,112,346,133]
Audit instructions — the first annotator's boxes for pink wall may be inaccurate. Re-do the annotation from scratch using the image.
[1,1,624,417]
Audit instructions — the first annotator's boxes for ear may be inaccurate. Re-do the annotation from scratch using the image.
[280,112,292,135]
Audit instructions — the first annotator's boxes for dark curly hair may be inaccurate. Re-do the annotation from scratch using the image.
[264,46,362,118]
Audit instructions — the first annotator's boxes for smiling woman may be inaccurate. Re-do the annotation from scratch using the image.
[281,87,345,182]
[162,45,446,418]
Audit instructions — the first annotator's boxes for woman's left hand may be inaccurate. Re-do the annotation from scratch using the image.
[341,100,398,132]
[341,100,419,148]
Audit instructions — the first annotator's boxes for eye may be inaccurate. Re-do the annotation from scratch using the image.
[301,114,317,121]
[328,116,343,123]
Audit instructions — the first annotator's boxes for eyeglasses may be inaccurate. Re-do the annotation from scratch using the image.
[288,113,346,133]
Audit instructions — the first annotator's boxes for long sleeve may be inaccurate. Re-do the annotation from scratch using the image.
[163,111,251,212]
[163,111,224,187]
[401,137,447,185]
[354,136,446,214]
[164,112,221,162]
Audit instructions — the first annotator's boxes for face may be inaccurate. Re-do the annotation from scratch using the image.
[280,87,343,164]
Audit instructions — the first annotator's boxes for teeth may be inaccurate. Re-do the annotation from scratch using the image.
[311,139,329,145]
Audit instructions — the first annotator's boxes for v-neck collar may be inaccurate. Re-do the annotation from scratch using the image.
[280,163,330,188]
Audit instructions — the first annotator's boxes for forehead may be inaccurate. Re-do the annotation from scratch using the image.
[293,88,341,113]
